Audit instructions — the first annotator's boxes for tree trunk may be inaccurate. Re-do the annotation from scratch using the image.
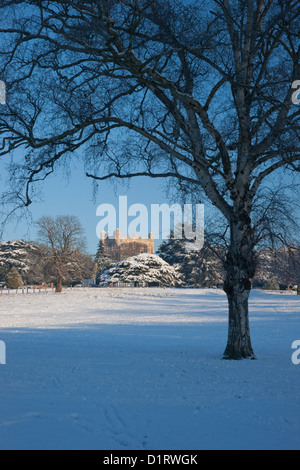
[223,278,255,359]
[56,274,63,293]
[223,213,256,360]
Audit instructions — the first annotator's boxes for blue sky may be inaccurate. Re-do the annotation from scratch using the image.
[0,157,172,254]
[1,153,299,255]
[0,1,299,255]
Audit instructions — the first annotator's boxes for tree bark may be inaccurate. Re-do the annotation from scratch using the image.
[223,279,255,360]
[56,274,63,293]
[223,213,256,360]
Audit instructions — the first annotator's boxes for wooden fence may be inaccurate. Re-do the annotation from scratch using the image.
[0,285,54,295]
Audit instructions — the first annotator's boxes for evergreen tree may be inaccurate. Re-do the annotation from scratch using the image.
[0,240,44,284]
[6,267,23,289]
[99,254,182,287]
[95,239,114,284]
[157,230,187,266]
[157,234,225,288]
[0,264,9,284]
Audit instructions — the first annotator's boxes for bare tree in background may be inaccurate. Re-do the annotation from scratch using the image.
[36,216,87,292]
[0,0,300,358]
[277,247,300,290]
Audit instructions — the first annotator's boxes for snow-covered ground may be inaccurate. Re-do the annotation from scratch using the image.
[0,287,299,450]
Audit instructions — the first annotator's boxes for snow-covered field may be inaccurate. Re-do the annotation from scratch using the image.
[0,287,299,450]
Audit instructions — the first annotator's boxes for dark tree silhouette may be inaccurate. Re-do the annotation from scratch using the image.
[0,0,300,357]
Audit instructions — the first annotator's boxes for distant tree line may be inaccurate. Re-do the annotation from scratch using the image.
[0,216,95,291]
[94,232,300,290]
[2,228,299,291]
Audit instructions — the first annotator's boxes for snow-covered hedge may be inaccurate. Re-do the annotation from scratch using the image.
[98,253,183,287]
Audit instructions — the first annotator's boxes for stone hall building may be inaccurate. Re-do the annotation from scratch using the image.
[101,229,155,263]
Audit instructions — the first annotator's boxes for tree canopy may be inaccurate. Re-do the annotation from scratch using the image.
[0,0,299,358]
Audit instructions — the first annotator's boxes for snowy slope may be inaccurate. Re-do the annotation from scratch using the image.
[0,288,299,450]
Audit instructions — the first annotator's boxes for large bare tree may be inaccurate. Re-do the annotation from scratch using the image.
[0,0,299,358]
[37,215,87,292]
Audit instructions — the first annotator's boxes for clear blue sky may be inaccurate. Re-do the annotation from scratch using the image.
[1,154,299,255]
[0,157,172,255]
